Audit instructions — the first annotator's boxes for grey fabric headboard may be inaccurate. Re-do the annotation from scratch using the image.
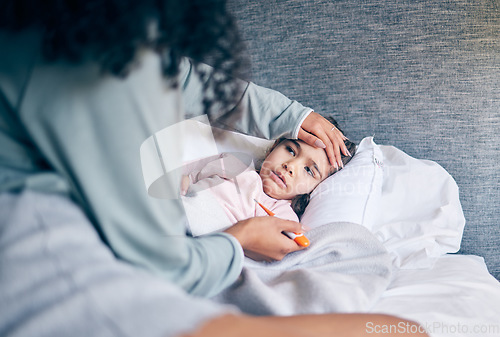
[228,0,499,279]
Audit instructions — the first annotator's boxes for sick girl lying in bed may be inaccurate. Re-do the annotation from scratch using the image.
[180,122,356,258]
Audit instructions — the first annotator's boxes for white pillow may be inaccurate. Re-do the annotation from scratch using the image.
[299,137,465,269]
[372,144,465,269]
[300,137,383,232]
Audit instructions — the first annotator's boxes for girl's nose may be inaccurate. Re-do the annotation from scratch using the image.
[283,162,294,176]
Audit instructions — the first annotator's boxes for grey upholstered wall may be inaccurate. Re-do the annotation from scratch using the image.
[228,0,499,279]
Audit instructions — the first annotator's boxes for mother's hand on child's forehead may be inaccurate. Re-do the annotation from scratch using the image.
[298,112,351,170]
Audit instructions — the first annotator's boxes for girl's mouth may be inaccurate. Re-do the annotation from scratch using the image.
[270,171,287,189]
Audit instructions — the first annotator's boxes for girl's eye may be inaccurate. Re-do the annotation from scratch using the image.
[286,146,295,156]
[305,166,315,177]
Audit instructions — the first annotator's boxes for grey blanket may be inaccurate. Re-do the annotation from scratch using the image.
[213,222,392,315]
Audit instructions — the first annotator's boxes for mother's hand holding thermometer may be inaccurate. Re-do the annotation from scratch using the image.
[224,202,309,261]
[254,199,310,247]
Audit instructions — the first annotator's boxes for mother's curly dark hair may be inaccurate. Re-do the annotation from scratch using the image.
[0,0,246,117]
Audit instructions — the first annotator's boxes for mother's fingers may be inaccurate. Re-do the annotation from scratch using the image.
[298,112,351,169]
[224,217,304,261]
[298,126,342,169]
[297,127,326,149]
[326,127,352,165]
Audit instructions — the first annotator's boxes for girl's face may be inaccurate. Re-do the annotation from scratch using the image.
[259,139,333,200]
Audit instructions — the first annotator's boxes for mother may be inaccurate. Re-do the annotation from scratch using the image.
[0,1,426,336]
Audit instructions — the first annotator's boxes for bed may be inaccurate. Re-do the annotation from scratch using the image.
[142,117,500,337]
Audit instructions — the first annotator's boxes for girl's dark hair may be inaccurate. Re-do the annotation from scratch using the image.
[0,0,246,119]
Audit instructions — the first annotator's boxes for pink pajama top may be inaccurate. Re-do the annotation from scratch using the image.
[182,153,299,236]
